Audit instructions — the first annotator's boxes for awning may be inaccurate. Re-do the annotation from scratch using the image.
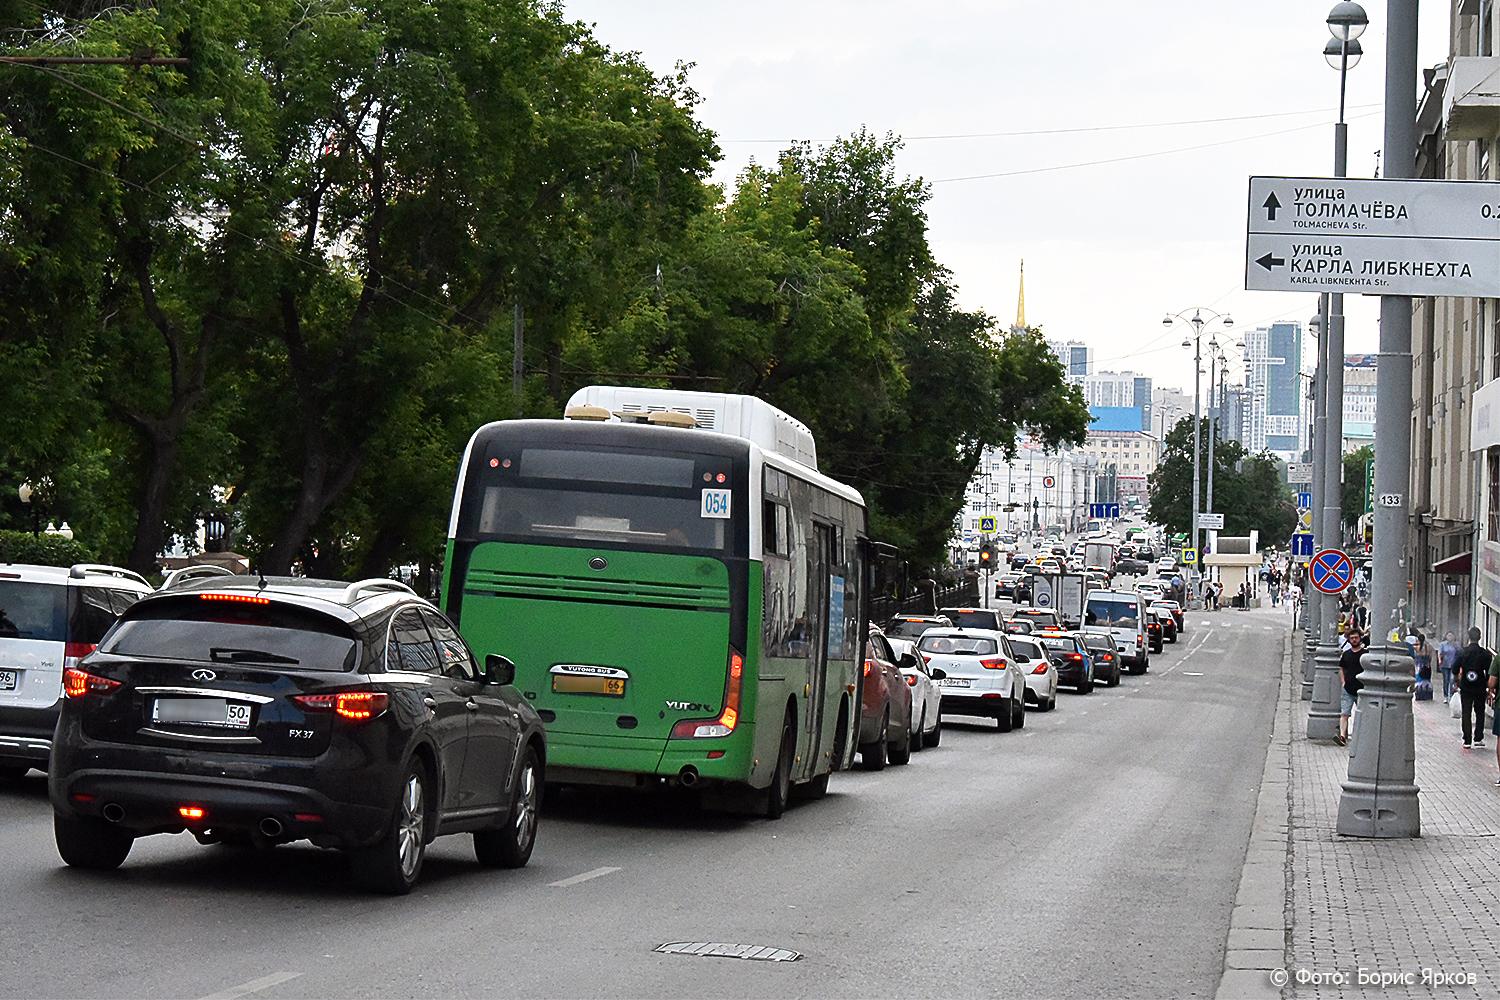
[1431,550,1472,575]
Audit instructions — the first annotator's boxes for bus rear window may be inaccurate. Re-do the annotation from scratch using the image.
[477,487,727,551]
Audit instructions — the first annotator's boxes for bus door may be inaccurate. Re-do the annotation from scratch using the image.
[806,521,836,765]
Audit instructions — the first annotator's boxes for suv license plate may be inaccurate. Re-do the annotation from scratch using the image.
[151,697,252,729]
[0,669,16,691]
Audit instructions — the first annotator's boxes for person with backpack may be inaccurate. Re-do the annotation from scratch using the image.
[1338,629,1365,747]
[1454,626,1492,750]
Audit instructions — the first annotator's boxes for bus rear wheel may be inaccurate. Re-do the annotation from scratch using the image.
[761,713,795,820]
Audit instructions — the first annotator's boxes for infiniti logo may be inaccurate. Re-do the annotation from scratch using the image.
[191,669,217,683]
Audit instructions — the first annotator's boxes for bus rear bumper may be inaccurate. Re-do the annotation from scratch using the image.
[543,727,758,787]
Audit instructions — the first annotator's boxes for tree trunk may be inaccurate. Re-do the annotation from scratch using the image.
[258,434,366,576]
[125,428,178,576]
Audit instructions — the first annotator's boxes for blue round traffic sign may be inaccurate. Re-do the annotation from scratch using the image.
[1309,548,1354,595]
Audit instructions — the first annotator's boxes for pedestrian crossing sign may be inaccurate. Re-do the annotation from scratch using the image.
[979,516,997,533]
[1182,547,1199,565]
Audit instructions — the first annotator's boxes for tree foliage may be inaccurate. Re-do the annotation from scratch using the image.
[1148,418,1296,545]
[1342,445,1373,529]
[1,2,1089,577]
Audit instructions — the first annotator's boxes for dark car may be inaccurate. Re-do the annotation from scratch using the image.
[47,576,545,895]
[1082,631,1123,688]
[1150,603,1179,643]
[1145,609,1166,653]
[884,615,953,641]
[939,607,1004,631]
[1033,631,1095,694]
[859,628,913,770]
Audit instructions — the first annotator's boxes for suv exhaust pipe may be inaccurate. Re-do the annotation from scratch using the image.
[101,803,125,824]
[258,817,284,838]
[677,766,699,788]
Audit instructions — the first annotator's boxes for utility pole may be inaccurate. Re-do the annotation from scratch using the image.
[1309,23,1356,741]
[1305,306,1328,701]
[1338,0,1420,839]
[1206,343,1218,546]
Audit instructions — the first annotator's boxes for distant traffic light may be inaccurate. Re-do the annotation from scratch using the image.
[978,543,994,568]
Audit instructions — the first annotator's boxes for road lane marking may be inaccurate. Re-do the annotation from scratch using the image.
[550,866,622,887]
[1183,671,1204,676]
[197,972,301,1000]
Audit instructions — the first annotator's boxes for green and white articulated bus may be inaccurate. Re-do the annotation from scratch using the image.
[441,387,870,818]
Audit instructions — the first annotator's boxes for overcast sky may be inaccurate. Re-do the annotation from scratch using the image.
[562,0,1451,392]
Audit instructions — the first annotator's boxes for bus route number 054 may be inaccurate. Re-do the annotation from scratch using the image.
[701,489,732,519]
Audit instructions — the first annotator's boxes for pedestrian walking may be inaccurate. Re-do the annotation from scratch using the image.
[1454,626,1492,750]
[1439,630,1460,701]
[1338,629,1364,747]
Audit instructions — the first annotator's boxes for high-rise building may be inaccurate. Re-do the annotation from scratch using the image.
[1081,371,1141,408]
[1241,322,1304,458]
[1151,386,1193,440]
[1343,353,1377,448]
[1047,339,1093,381]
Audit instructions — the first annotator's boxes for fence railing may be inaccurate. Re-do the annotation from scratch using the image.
[869,576,979,624]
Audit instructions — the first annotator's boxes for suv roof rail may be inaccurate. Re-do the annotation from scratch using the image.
[341,578,416,604]
[159,565,236,590]
[68,563,151,587]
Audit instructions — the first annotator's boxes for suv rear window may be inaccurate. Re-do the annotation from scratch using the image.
[101,599,359,671]
[0,581,66,641]
[940,610,1001,630]
[1085,599,1139,628]
[918,635,998,656]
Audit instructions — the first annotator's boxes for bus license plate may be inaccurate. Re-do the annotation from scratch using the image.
[551,675,626,697]
[151,697,253,729]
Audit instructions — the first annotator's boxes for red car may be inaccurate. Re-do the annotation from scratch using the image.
[858,627,913,771]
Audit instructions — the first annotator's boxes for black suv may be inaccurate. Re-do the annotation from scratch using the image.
[48,576,545,894]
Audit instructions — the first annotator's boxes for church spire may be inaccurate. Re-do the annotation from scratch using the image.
[1013,259,1026,332]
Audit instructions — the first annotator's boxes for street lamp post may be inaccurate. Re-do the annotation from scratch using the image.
[1304,310,1327,701]
[1163,308,1233,604]
[1309,1,1365,743]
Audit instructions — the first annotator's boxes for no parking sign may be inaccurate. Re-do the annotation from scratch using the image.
[1309,548,1354,595]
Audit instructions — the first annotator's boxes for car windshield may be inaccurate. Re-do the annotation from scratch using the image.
[102,601,359,671]
[1085,600,1139,627]
[941,610,1000,630]
[918,634,998,656]
[0,581,66,642]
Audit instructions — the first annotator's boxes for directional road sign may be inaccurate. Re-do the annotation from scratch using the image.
[979,516,997,533]
[1291,532,1314,559]
[1287,462,1313,483]
[1296,491,1313,510]
[1245,176,1500,298]
[1309,548,1354,595]
[1089,502,1121,519]
[1196,512,1224,530]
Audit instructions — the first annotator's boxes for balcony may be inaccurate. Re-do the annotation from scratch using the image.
[1443,56,1500,140]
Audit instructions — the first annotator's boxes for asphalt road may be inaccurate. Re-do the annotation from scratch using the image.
[0,605,1286,1000]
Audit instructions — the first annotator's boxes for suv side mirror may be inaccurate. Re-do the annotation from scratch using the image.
[485,654,516,686]
[897,651,918,671]
[930,667,947,680]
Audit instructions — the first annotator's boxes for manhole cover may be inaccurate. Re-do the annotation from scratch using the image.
[654,942,802,962]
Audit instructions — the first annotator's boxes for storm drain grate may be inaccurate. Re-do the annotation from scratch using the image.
[654,942,802,962]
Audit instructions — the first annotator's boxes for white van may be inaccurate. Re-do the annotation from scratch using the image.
[0,564,153,777]
[1083,589,1149,673]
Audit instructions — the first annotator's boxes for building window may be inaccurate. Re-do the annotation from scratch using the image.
[1483,0,1495,57]
[1490,449,1500,541]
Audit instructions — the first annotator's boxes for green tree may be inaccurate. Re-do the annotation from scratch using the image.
[1149,417,1296,544]
[1342,445,1374,528]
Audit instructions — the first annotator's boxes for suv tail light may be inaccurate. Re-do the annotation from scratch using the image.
[293,690,390,722]
[62,642,97,669]
[671,650,743,739]
[62,667,120,700]
[979,658,1008,670]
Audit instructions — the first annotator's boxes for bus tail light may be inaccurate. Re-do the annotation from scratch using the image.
[671,650,743,739]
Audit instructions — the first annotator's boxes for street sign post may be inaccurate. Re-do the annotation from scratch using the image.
[1245,176,1500,298]
[979,516,997,534]
[1309,548,1354,595]
[1196,512,1224,531]
[1287,462,1313,484]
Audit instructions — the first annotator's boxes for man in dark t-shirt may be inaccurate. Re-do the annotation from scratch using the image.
[1455,627,1493,749]
[1338,630,1364,747]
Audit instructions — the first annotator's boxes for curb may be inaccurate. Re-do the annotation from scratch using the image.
[1214,632,1295,1000]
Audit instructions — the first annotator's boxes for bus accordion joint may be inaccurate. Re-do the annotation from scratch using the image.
[670,650,743,739]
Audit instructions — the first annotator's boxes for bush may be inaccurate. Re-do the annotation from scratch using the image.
[0,530,96,567]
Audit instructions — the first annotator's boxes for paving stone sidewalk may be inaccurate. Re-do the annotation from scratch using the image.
[1221,622,1500,1000]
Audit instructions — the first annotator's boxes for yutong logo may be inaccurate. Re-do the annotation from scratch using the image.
[191,669,217,682]
[666,700,711,712]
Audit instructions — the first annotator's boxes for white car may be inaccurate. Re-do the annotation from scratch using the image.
[1156,556,1178,573]
[0,563,154,779]
[1134,579,1164,602]
[1005,634,1058,711]
[889,637,943,750]
[918,628,1027,732]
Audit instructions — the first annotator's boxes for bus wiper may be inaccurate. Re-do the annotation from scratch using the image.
[209,647,300,665]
